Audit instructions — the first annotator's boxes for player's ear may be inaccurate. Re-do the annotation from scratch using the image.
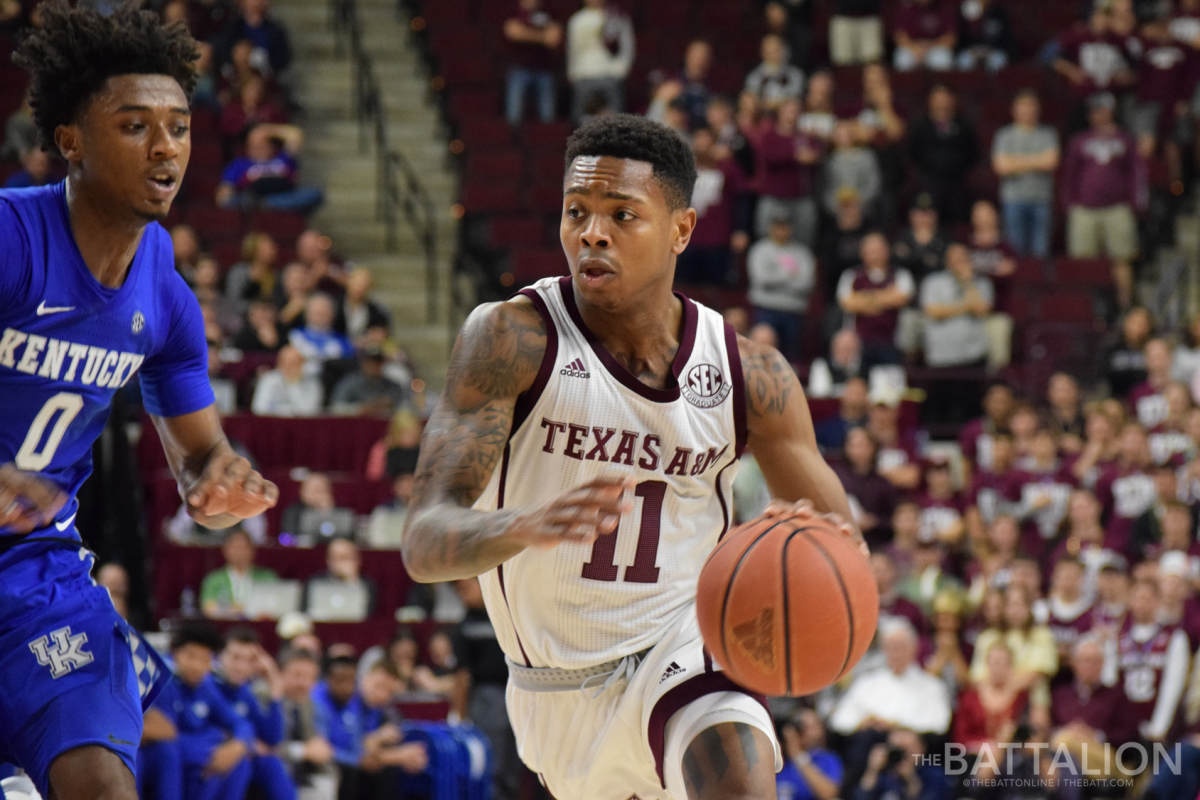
[670,207,697,256]
[54,124,83,164]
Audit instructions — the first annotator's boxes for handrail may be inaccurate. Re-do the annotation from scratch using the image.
[330,0,439,322]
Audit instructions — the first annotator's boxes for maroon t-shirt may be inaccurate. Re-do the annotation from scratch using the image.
[1147,424,1192,466]
[1051,682,1126,743]
[958,418,1001,471]
[1133,37,1192,107]
[1013,464,1078,560]
[1043,596,1095,653]
[507,6,558,71]
[875,429,921,477]
[1061,128,1146,211]
[689,158,747,249]
[892,0,957,41]
[968,468,1022,526]
[880,594,929,639]
[1056,24,1132,97]
[1128,382,1169,429]
[915,492,966,542]
[1094,464,1157,556]
[1115,618,1179,741]
[834,463,898,529]
[757,128,822,199]
[847,267,905,346]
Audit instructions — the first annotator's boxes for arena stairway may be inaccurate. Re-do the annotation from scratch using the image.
[274,0,461,388]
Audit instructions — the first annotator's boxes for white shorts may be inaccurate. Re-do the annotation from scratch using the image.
[505,607,782,800]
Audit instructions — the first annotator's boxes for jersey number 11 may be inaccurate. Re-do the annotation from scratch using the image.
[580,480,666,584]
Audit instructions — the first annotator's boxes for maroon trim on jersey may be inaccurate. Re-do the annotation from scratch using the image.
[724,322,747,458]
[647,672,769,787]
[512,288,559,434]
[556,276,698,404]
[714,459,735,542]
[494,445,533,667]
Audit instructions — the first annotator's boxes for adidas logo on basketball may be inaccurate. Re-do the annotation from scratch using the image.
[659,661,686,683]
[559,358,590,378]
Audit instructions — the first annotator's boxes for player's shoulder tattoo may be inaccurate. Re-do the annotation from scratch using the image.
[737,334,797,420]
[448,297,548,404]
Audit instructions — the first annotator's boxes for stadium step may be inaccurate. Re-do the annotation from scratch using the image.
[274,0,457,385]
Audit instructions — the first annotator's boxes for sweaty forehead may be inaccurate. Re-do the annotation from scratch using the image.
[564,155,657,197]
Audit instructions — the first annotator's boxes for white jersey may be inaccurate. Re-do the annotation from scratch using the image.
[475,276,745,671]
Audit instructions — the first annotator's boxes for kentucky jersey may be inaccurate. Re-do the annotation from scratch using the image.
[0,182,213,550]
[0,182,212,798]
[475,276,745,670]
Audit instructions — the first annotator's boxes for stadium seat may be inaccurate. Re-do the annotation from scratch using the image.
[508,248,566,284]
[457,117,513,150]
[439,57,497,89]
[250,209,309,242]
[488,216,548,249]
[522,120,573,150]
[449,89,503,120]
[430,29,487,55]
[460,182,523,213]
[1053,257,1113,286]
[465,151,524,182]
[1039,292,1097,323]
[185,206,245,241]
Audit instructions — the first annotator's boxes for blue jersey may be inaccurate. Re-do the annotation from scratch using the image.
[153,674,256,769]
[0,182,213,545]
[310,681,386,766]
[212,673,285,746]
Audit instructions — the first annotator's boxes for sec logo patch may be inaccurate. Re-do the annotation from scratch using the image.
[681,363,730,408]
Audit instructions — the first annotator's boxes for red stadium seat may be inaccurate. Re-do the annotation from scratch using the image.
[185,206,245,241]
[525,182,565,213]
[179,169,223,206]
[1039,292,1097,323]
[1011,257,1048,284]
[430,29,487,54]
[466,150,524,181]
[509,248,566,284]
[489,216,548,249]
[522,120,573,149]
[189,141,224,169]
[250,209,309,243]
[1054,257,1113,286]
[458,117,513,150]
[449,88,502,120]
[460,181,523,212]
[439,57,497,88]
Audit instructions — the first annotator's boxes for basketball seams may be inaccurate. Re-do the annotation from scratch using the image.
[717,519,790,682]
[779,529,809,697]
[799,530,855,681]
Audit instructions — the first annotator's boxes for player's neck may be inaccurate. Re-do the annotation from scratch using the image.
[575,282,684,377]
[65,175,148,289]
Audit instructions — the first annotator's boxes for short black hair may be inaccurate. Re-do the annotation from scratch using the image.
[13,0,199,151]
[278,647,320,670]
[564,114,697,210]
[171,621,224,654]
[325,654,358,675]
[223,626,261,649]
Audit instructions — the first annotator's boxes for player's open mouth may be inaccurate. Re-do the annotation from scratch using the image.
[146,172,178,198]
[579,259,615,286]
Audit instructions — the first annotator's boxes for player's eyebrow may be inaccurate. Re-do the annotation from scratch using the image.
[564,187,640,202]
[114,104,191,115]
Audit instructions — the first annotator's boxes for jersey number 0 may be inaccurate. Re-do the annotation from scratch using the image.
[15,392,85,471]
[581,480,667,583]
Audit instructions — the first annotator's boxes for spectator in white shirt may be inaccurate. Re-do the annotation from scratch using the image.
[251,344,324,417]
[830,619,951,736]
[566,0,634,122]
[744,34,804,112]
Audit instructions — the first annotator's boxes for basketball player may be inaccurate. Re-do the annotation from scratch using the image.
[0,4,277,799]
[403,115,860,800]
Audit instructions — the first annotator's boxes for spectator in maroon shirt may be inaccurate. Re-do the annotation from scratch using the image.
[887,500,924,578]
[837,233,915,371]
[955,0,1014,72]
[908,84,979,223]
[754,98,823,245]
[1128,338,1173,428]
[835,427,899,541]
[1046,372,1086,452]
[218,70,286,155]
[1062,92,1148,308]
[1037,557,1095,661]
[829,0,884,66]
[917,458,967,547]
[1051,635,1125,745]
[1158,552,1200,651]
[967,199,1017,279]
[871,551,929,640]
[1053,1,1136,104]
[1094,422,1158,556]
[892,0,957,71]
[867,392,922,491]
[959,382,1015,476]
[504,0,563,126]
[1128,20,1190,179]
[676,127,751,285]
[815,376,871,451]
[952,642,1031,755]
[966,432,1023,543]
[1013,427,1078,560]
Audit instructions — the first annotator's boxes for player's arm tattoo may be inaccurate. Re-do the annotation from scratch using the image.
[739,336,795,420]
[401,300,547,582]
[681,723,769,800]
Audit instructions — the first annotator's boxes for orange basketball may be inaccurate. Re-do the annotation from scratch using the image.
[696,514,879,697]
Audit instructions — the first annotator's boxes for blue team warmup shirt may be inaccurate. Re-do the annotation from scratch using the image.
[153,675,257,769]
[0,182,214,550]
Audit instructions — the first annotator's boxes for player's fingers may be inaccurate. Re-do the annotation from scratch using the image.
[11,471,67,518]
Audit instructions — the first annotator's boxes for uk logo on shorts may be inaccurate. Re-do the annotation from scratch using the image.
[28,626,94,678]
[681,363,731,408]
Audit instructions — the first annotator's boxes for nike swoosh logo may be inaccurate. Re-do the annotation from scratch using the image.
[55,515,76,532]
[108,733,136,746]
[37,301,76,316]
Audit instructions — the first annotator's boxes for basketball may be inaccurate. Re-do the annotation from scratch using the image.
[696,514,879,697]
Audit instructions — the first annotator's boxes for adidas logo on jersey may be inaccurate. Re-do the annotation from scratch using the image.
[559,358,590,379]
[660,661,686,683]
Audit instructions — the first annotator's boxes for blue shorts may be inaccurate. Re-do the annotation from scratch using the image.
[0,538,169,799]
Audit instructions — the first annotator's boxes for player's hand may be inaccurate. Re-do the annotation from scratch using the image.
[0,463,68,533]
[304,737,335,765]
[505,476,636,550]
[256,646,284,700]
[205,739,248,776]
[182,448,279,525]
[763,498,869,557]
[389,742,429,774]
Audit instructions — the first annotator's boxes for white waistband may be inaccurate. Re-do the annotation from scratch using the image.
[507,650,648,696]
